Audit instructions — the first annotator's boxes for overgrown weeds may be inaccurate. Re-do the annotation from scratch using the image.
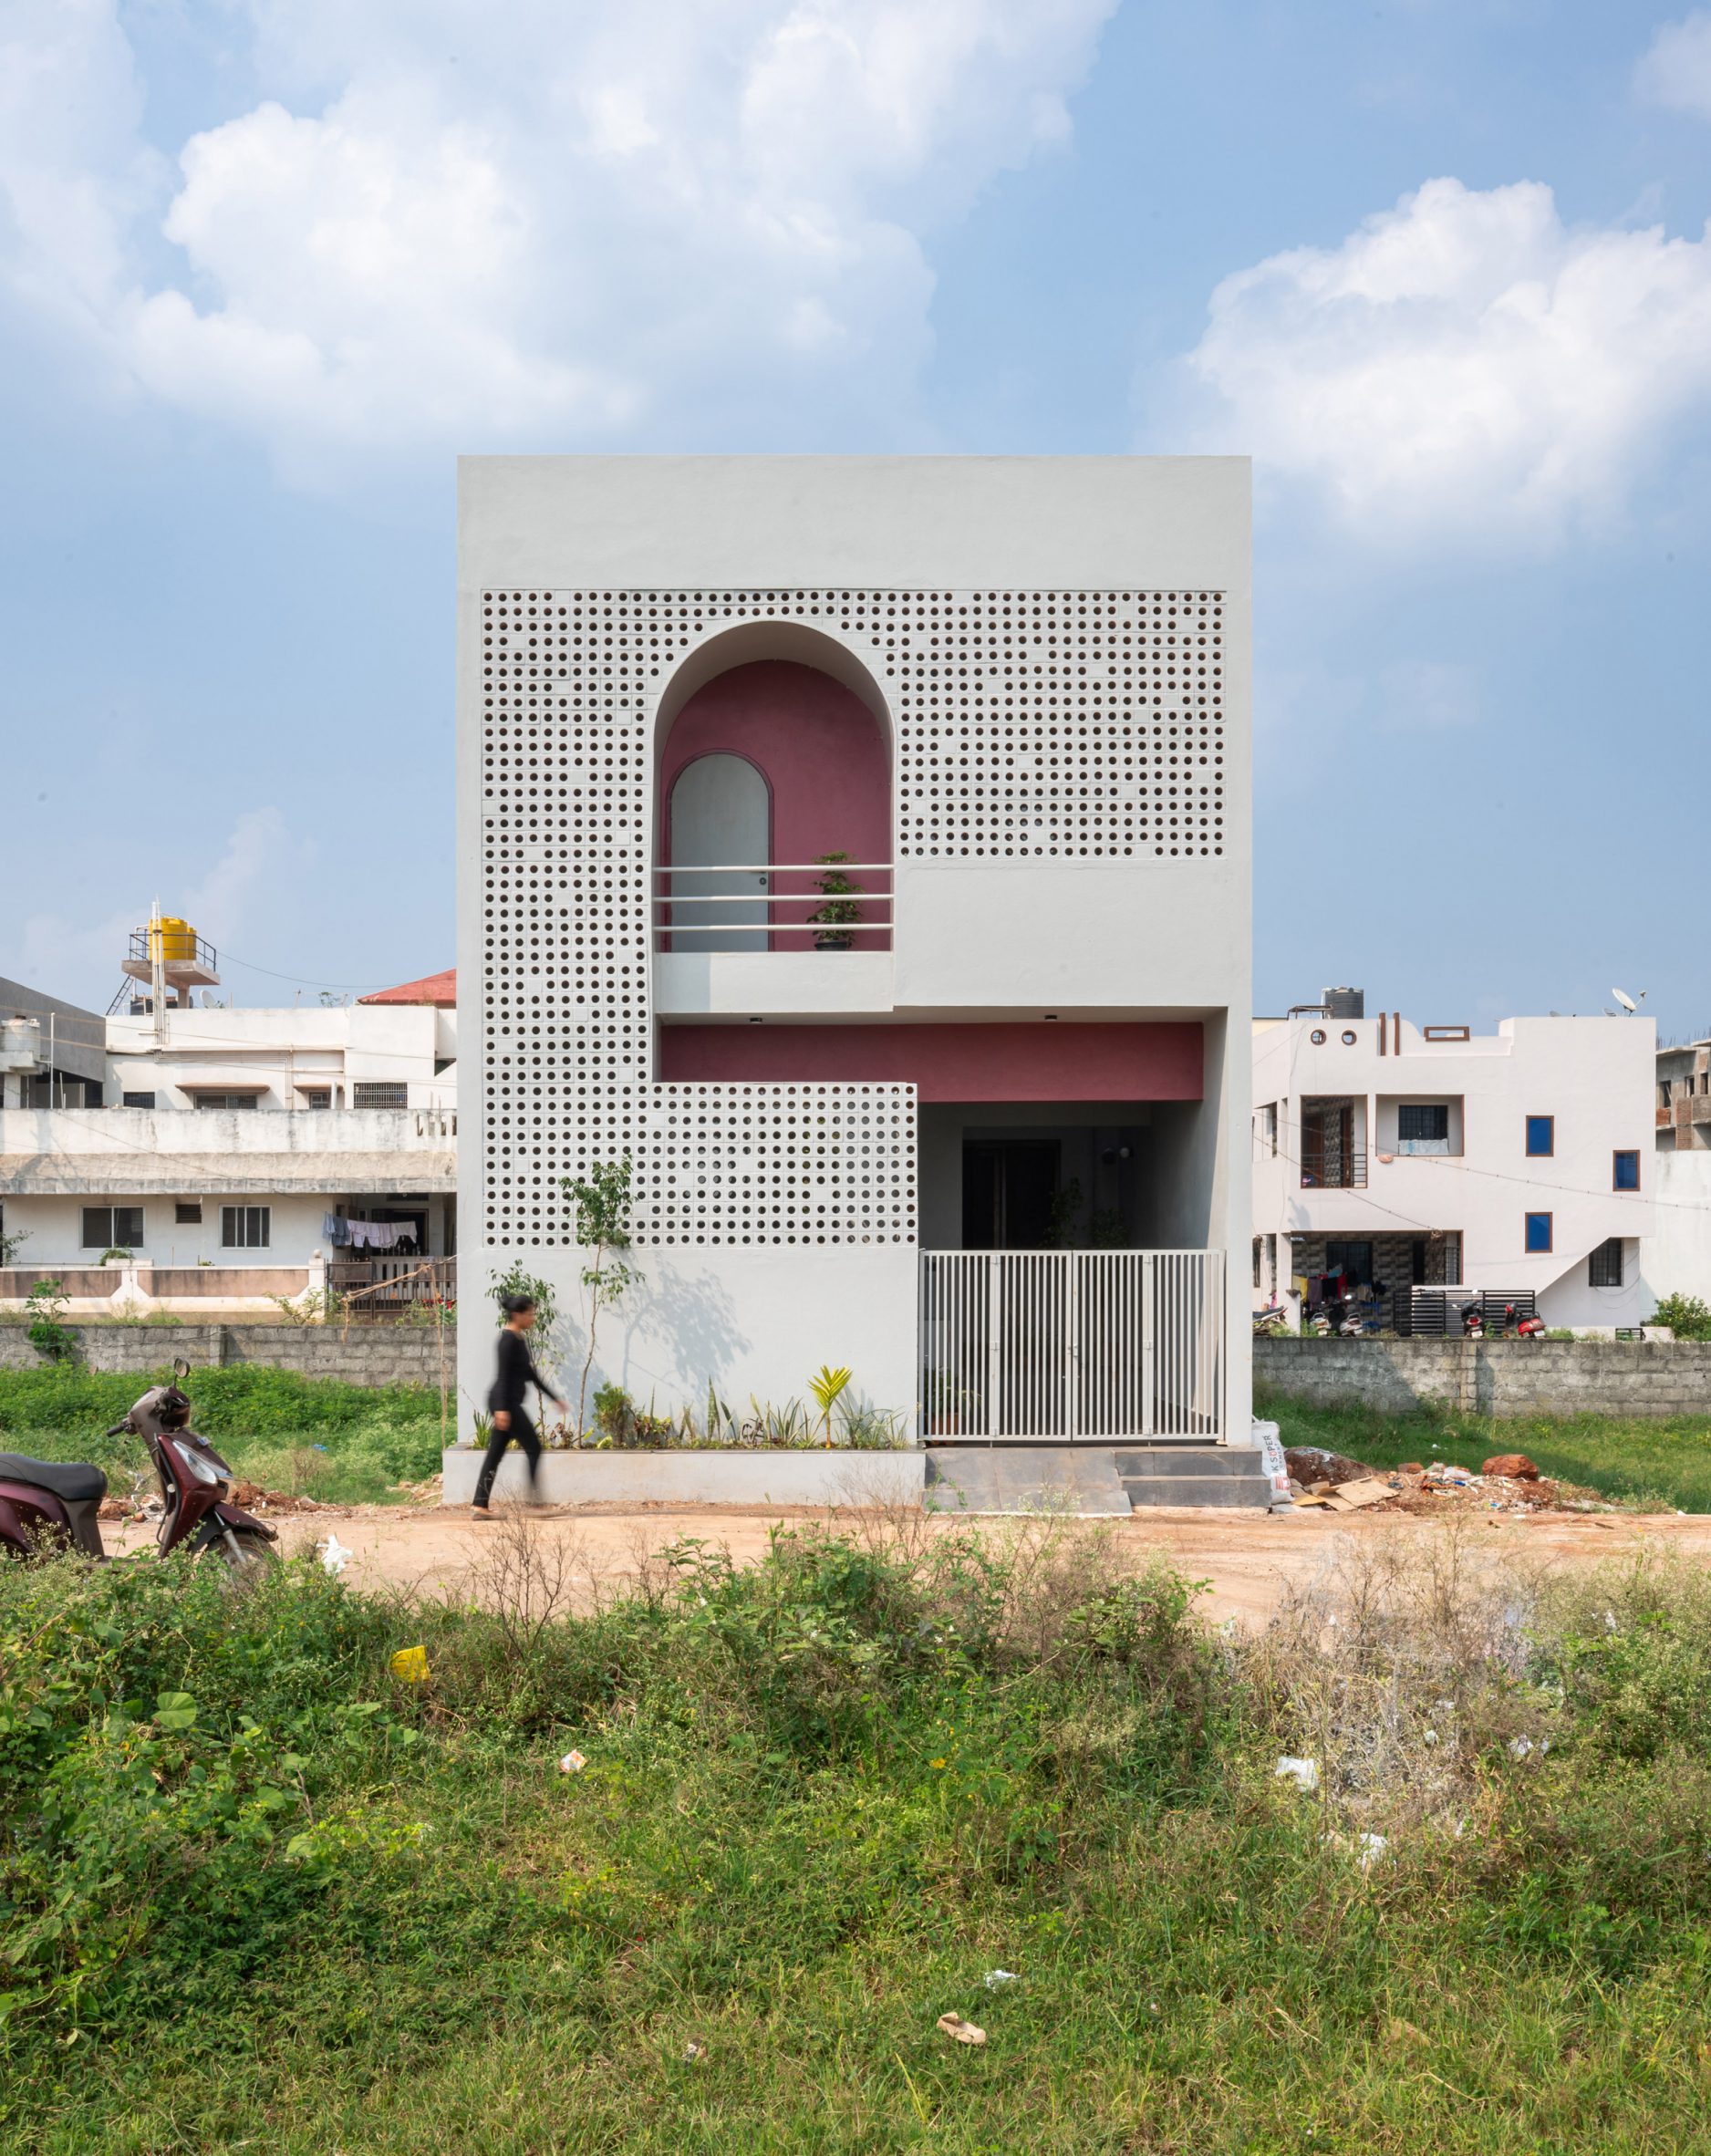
[5,1518,1711,2150]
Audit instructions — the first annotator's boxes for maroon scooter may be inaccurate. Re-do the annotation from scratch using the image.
[0,1361,277,1576]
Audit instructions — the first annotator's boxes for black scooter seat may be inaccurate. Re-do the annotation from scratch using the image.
[0,1454,108,1503]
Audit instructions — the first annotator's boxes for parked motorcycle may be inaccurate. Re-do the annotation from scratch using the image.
[1459,1300,1485,1338]
[0,1361,278,1576]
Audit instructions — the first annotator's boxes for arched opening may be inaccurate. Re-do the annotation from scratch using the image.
[656,650,891,954]
[665,752,771,952]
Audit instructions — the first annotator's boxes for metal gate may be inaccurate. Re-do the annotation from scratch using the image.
[919,1249,1226,1441]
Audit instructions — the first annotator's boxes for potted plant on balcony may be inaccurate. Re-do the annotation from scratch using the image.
[807,852,864,950]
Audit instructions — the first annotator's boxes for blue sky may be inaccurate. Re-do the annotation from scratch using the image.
[3,1,1708,1037]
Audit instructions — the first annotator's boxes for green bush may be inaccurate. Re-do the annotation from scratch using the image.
[1647,1290,1711,1341]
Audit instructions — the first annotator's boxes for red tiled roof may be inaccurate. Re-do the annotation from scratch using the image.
[358,968,456,1007]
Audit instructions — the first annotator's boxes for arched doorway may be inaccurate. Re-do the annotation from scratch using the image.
[666,752,771,952]
[656,656,891,955]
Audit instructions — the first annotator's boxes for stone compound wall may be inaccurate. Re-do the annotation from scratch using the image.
[0,1322,451,1388]
[1257,1336,1711,1419]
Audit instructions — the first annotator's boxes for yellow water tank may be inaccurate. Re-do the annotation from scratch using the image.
[145,917,199,963]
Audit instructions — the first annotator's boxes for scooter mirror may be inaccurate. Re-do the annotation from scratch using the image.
[173,1356,192,1380]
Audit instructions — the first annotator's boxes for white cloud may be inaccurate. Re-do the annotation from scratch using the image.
[15,810,317,1011]
[1183,176,1711,544]
[0,0,1114,474]
[1635,11,1711,120]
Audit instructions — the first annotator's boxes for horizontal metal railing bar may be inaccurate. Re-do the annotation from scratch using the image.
[655,863,894,877]
[927,1247,1224,1258]
[652,894,896,910]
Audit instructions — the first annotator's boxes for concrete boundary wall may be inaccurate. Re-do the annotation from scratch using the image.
[0,1322,452,1388]
[1257,1336,1711,1418]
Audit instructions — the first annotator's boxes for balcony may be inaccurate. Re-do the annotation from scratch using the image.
[652,863,894,954]
[652,864,896,1018]
[1300,1143,1367,1190]
[1300,1096,1365,1189]
[0,1106,455,1196]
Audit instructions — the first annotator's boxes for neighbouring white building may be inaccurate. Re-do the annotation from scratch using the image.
[458,455,1253,1446]
[1251,992,1656,1332]
[0,946,457,1317]
[1644,1036,1711,1310]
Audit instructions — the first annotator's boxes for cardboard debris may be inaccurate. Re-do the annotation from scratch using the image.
[1321,1478,1397,1512]
[937,2013,987,2047]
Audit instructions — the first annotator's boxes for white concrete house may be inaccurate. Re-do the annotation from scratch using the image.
[0,962,457,1316]
[457,455,1253,1449]
[1252,994,1655,1332]
[1643,1036,1711,1312]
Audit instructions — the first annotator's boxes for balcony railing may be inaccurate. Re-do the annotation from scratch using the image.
[1300,1144,1367,1189]
[653,864,893,953]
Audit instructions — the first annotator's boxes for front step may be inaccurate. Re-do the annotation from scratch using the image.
[924,1446,1130,1516]
[1116,1446,1272,1510]
[924,1445,1275,1516]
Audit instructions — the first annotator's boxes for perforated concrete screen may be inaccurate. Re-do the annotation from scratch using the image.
[480,585,1222,1250]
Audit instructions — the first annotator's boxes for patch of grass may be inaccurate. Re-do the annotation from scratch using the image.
[1260,1387,1711,1512]
[4,1520,1711,2149]
[0,1366,443,1505]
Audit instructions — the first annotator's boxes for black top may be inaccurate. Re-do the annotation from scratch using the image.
[488,1327,562,1416]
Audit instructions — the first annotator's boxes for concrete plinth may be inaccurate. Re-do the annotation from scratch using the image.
[441,1447,926,1508]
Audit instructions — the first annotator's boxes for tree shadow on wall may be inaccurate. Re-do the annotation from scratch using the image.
[606,1261,752,1406]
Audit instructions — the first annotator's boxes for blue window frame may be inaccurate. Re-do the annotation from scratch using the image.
[1612,1150,1641,1191]
[1524,1211,1553,1255]
[1525,1115,1554,1157]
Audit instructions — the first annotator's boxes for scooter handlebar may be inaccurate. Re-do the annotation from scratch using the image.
[105,1420,131,1438]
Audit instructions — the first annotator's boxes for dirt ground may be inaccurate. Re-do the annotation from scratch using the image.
[110,1502,1711,1628]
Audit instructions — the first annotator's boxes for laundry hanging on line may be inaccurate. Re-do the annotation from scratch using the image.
[347,1218,407,1251]
[321,1216,409,1251]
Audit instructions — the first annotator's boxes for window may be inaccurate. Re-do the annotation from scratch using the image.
[1525,1115,1554,1157]
[174,1202,202,1226]
[1252,1239,1262,1289]
[1524,1211,1553,1254]
[1255,1103,1278,1157]
[1612,1150,1641,1191]
[352,1082,408,1110]
[194,1093,260,1112]
[1323,1239,1375,1286]
[222,1205,270,1249]
[1396,1103,1451,1156]
[301,1089,332,1111]
[1589,1238,1624,1288]
[122,1091,156,1110]
[81,1206,144,1249]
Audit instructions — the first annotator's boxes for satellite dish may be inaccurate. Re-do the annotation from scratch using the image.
[1612,988,1639,1014]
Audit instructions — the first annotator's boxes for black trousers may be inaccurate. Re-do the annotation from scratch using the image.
[472,1409,541,1508]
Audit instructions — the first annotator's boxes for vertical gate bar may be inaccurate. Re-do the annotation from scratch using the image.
[1141,1252,1156,1436]
[987,1254,1001,1440]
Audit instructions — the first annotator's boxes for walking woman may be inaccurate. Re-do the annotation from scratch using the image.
[472,1293,565,1516]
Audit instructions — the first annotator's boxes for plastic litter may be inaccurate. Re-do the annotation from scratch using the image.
[1274,1756,1319,1794]
[683,2039,706,2062]
[558,1749,587,1774]
[320,1532,353,1576]
[389,1645,429,1684]
[1324,1829,1388,1869]
[983,1969,1021,1990]
[937,2012,987,2047]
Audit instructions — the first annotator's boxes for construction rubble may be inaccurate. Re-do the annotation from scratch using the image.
[1282,1445,1613,1517]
